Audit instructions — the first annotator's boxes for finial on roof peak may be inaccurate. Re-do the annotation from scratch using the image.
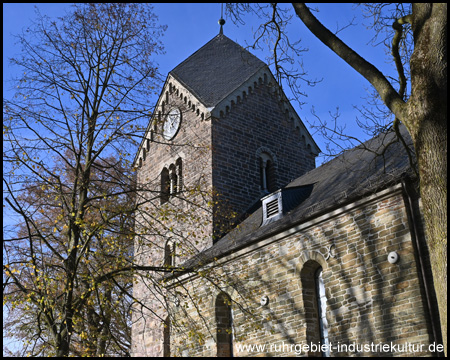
[218,18,225,35]
[218,3,225,35]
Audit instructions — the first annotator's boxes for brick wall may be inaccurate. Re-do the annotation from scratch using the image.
[165,188,435,357]
[131,85,215,356]
[131,71,437,358]
[211,77,316,236]
[132,74,319,356]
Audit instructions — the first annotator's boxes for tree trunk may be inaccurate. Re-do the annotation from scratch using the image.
[292,3,447,354]
[413,117,447,354]
[408,3,447,354]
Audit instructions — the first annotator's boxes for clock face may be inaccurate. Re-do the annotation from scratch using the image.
[163,107,181,140]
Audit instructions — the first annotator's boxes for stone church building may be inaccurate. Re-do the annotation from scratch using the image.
[131,32,442,357]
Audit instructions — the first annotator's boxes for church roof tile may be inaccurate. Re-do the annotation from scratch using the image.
[170,34,267,107]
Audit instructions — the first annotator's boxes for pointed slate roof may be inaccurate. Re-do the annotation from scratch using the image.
[170,34,267,108]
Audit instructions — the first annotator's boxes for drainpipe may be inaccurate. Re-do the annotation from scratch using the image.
[401,178,443,356]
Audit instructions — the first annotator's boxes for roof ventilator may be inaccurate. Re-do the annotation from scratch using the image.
[261,190,283,226]
[261,184,314,227]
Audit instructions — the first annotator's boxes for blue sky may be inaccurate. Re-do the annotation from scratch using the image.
[3,3,398,166]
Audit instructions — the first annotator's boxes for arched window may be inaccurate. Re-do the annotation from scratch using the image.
[164,240,175,268]
[260,152,276,193]
[315,267,330,357]
[161,159,183,204]
[216,292,233,357]
[169,164,178,195]
[163,316,170,357]
[301,261,329,357]
[176,158,183,193]
[160,167,170,204]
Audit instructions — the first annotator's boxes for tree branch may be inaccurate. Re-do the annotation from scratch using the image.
[292,3,407,121]
[392,15,412,99]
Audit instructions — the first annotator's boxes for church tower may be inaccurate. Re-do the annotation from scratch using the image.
[131,32,319,357]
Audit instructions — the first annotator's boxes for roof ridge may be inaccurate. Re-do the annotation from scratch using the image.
[169,34,224,75]
[169,33,267,107]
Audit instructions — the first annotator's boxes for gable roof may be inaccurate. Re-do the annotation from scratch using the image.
[170,34,267,108]
[178,124,417,270]
[133,33,321,167]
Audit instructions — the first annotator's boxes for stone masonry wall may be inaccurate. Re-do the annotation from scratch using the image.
[166,188,435,357]
[132,76,319,355]
[211,77,316,235]
[131,87,214,357]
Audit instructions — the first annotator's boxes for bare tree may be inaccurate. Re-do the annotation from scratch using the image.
[3,3,166,356]
[3,4,246,356]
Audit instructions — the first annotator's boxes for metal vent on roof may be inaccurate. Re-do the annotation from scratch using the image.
[266,198,279,218]
[260,184,314,227]
[261,191,283,226]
